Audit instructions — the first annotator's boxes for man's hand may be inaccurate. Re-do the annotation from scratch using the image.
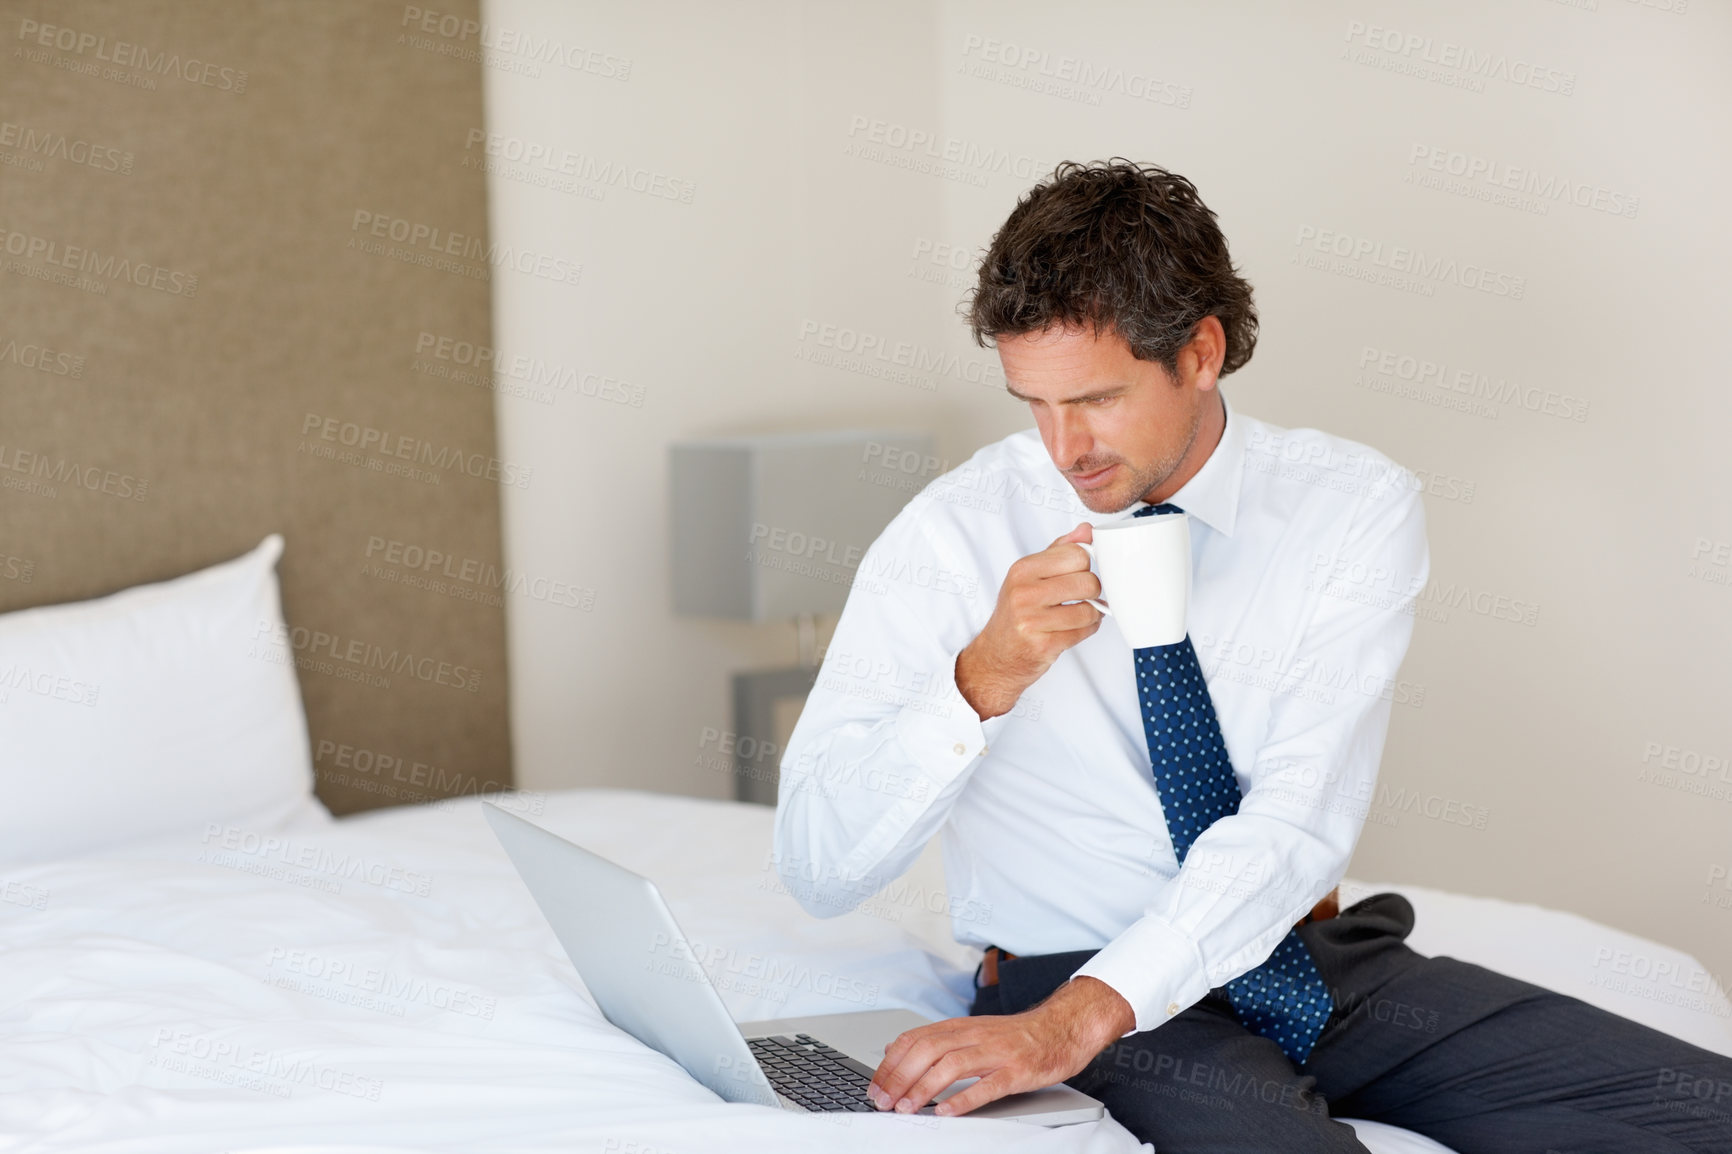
[955,523,1100,721]
[866,975,1134,1117]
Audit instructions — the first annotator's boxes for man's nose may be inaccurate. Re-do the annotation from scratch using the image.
[1051,410,1092,469]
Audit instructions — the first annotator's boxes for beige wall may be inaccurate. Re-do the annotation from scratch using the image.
[0,0,512,813]
[484,1,1730,988]
[481,0,956,802]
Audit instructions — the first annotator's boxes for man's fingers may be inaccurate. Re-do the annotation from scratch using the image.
[879,1019,963,1066]
[1048,521,1094,548]
[1041,568,1102,607]
[1015,542,1092,582]
[1023,524,1097,578]
[895,1046,988,1113]
[876,1026,919,1070]
[1027,600,1102,635]
[934,1070,1020,1117]
[872,1029,955,1106]
[1006,571,1099,627]
[870,1036,922,1103]
[1049,619,1103,647]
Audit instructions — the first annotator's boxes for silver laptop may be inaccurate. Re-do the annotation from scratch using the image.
[482,803,1104,1125]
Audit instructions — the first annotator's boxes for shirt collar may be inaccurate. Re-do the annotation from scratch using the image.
[1127,388,1244,538]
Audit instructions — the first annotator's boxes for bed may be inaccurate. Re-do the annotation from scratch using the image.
[4,543,1728,1153]
[5,785,1730,1154]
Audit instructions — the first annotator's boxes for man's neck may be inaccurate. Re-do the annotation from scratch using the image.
[1141,391,1226,506]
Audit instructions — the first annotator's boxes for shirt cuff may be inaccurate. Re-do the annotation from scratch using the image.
[889,666,1005,784]
[1070,915,1214,1036]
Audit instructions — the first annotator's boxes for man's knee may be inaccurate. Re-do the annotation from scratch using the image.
[1081,1039,1366,1152]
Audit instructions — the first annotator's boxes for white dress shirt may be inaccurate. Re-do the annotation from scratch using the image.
[772,390,1430,1034]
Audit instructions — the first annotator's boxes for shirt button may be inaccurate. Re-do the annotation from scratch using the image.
[952,743,966,756]
[980,745,989,755]
[1166,1002,1180,1016]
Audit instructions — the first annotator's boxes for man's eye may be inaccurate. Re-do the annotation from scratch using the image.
[1086,396,1114,406]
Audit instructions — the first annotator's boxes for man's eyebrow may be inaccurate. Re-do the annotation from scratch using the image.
[1003,382,1128,404]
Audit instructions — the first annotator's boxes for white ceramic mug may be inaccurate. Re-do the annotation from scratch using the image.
[1077,514,1191,648]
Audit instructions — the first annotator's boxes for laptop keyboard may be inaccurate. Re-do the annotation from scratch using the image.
[747,1033,880,1112]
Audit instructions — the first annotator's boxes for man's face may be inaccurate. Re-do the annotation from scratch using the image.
[996,323,1219,514]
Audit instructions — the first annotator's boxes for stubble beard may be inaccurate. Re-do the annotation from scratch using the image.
[1072,405,1204,514]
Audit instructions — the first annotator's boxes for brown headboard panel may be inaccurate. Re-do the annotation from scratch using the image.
[0,0,512,813]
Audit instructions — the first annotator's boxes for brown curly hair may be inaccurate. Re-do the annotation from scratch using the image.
[966,159,1258,378]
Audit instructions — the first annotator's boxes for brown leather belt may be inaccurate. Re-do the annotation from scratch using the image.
[979,886,1341,988]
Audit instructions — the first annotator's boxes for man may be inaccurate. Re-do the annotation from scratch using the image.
[773,159,1732,1151]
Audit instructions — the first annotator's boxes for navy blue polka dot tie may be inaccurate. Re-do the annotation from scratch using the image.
[1131,503,1333,1065]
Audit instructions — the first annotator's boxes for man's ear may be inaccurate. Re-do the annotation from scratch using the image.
[1185,316,1227,393]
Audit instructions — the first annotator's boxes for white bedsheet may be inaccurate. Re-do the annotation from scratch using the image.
[2,789,1726,1154]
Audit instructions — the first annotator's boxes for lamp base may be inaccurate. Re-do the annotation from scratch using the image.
[730,665,820,805]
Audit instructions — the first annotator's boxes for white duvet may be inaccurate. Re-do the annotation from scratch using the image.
[3,789,1727,1154]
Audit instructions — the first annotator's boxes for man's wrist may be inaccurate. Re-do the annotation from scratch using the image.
[1041,976,1136,1053]
[955,641,1021,722]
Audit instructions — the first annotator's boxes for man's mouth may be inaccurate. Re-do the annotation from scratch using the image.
[1070,463,1117,489]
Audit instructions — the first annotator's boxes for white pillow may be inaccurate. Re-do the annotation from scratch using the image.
[0,534,318,867]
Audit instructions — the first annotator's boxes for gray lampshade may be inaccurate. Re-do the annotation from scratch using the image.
[670,429,937,621]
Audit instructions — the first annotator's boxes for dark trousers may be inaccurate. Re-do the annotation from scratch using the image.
[971,894,1732,1153]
